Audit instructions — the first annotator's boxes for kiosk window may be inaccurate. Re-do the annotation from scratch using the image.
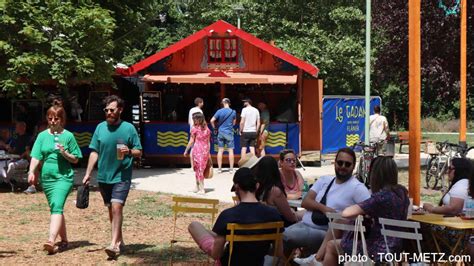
[208,38,238,63]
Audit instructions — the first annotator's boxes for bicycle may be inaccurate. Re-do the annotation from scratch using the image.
[425,141,464,191]
[353,141,381,187]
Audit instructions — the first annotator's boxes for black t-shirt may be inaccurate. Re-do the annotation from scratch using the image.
[10,134,31,155]
[212,202,283,266]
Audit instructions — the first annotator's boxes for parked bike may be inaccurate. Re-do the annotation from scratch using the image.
[353,141,381,187]
[425,141,464,191]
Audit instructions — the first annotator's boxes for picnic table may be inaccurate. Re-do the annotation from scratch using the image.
[409,213,474,254]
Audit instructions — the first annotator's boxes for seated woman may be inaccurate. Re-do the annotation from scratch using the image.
[279,149,305,200]
[422,158,473,254]
[254,156,303,227]
[423,158,472,215]
[321,157,409,264]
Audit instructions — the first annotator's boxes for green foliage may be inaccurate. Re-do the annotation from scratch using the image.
[0,0,116,97]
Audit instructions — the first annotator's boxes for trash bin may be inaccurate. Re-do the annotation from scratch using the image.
[383,139,395,157]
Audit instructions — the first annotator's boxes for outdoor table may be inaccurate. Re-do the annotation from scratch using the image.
[288,199,302,208]
[409,213,474,254]
[0,154,20,160]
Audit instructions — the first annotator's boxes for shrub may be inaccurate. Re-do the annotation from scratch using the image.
[421,117,442,132]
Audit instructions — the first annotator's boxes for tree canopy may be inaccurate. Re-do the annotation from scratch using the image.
[1,0,472,128]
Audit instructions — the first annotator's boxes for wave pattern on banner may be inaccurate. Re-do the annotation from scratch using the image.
[346,134,360,147]
[73,132,92,148]
[157,131,188,147]
[266,131,286,147]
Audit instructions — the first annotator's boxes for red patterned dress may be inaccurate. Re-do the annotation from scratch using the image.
[191,126,211,181]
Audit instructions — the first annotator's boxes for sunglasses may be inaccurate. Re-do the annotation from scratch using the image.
[47,117,60,121]
[284,158,296,163]
[103,108,118,113]
[336,160,353,168]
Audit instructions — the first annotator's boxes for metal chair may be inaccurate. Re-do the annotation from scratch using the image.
[226,221,284,266]
[232,195,239,206]
[379,217,423,265]
[170,196,219,262]
[327,213,368,257]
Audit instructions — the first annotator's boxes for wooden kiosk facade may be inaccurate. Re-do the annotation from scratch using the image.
[117,20,323,164]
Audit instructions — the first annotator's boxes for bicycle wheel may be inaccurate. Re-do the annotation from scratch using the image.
[425,156,439,189]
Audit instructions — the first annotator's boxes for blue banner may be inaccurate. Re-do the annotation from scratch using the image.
[143,123,299,155]
[322,97,381,154]
[66,123,97,156]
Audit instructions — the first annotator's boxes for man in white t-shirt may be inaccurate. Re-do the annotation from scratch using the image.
[369,105,389,143]
[188,97,204,129]
[239,98,260,156]
[187,97,204,168]
[283,147,370,257]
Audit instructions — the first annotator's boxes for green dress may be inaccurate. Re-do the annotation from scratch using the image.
[31,129,82,214]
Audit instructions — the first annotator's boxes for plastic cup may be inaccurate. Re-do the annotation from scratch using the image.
[117,143,125,160]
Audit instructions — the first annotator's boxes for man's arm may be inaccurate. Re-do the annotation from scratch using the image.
[256,118,260,135]
[82,151,98,185]
[301,190,335,213]
[239,117,245,134]
[210,117,217,129]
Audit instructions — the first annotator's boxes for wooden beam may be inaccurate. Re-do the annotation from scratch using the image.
[408,0,421,205]
[459,0,467,145]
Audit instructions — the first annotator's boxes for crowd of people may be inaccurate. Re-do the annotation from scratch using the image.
[1,94,473,264]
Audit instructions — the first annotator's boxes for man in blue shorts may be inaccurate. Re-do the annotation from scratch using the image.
[82,95,142,259]
[210,98,236,174]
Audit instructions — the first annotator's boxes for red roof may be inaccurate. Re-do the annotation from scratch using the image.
[116,20,319,77]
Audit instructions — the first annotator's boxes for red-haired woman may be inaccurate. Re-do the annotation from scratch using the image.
[28,101,82,254]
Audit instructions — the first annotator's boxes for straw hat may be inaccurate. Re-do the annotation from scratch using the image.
[238,153,261,169]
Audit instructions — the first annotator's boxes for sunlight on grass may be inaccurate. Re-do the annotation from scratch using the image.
[129,194,173,218]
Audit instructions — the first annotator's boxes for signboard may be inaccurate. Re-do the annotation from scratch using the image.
[322,96,381,154]
[141,91,162,122]
[88,91,109,121]
[143,123,299,155]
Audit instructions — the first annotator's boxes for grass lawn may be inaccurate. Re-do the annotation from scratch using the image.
[422,132,474,147]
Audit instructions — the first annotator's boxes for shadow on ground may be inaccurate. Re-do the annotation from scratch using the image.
[124,243,212,265]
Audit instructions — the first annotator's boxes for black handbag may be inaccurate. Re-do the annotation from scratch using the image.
[311,178,335,225]
[76,185,89,209]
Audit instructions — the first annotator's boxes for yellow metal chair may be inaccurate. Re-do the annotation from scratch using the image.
[232,195,239,206]
[170,196,219,261]
[226,221,284,266]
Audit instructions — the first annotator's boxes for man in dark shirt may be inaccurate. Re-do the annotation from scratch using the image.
[188,167,283,265]
[0,121,31,184]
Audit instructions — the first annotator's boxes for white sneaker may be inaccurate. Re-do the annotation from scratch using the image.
[24,185,37,194]
[218,169,223,174]
[229,169,234,174]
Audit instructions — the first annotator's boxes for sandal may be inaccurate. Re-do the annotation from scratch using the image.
[43,241,58,255]
[57,241,69,252]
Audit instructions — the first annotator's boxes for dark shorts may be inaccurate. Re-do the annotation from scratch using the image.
[98,180,131,206]
[217,132,234,149]
[240,132,258,148]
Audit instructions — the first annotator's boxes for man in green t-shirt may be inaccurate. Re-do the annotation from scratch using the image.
[257,102,270,156]
[83,95,142,259]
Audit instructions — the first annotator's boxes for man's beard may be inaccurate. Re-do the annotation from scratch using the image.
[335,171,352,182]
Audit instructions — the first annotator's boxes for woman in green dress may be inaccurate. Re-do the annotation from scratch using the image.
[28,101,82,254]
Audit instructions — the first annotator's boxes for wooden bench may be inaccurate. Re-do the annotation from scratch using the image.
[397,131,430,153]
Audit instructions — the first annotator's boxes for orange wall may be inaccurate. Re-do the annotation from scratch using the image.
[301,79,323,150]
[167,38,282,73]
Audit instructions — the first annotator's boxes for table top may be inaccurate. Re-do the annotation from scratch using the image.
[409,213,474,230]
[0,154,20,160]
[288,199,302,208]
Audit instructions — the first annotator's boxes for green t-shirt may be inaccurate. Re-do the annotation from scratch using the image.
[31,129,83,179]
[89,121,142,184]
